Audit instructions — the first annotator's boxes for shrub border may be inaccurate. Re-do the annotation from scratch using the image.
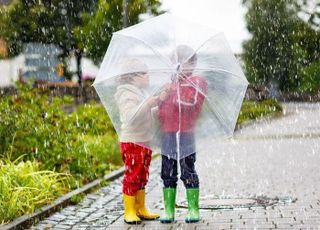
[0,166,126,230]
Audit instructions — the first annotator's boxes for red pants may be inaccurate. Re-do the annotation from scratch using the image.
[120,142,152,196]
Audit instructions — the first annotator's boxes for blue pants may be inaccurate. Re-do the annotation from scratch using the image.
[161,153,199,188]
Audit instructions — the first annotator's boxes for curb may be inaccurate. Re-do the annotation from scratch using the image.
[0,166,126,230]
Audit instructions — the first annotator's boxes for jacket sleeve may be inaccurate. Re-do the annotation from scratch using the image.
[118,92,151,125]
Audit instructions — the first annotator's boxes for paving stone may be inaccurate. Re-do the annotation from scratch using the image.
[45,213,67,222]
[53,224,73,229]
[71,227,87,230]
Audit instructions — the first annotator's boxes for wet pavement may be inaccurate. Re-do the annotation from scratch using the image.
[29,103,320,229]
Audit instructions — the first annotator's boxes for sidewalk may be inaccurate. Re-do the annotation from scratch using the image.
[30,103,320,229]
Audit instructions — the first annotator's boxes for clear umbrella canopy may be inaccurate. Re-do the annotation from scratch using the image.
[93,13,248,160]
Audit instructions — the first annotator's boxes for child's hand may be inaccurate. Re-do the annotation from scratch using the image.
[159,83,171,101]
[162,83,171,91]
[159,91,169,101]
[147,96,159,107]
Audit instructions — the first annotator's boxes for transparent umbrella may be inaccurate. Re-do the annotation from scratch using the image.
[93,13,248,160]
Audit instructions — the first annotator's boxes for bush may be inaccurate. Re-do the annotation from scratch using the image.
[299,62,320,93]
[0,83,123,223]
[237,99,283,125]
[81,135,122,177]
[69,103,115,136]
[0,158,71,224]
[0,83,121,185]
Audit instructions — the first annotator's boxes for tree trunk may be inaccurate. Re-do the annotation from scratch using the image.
[123,0,129,28]
[75,49,82,86]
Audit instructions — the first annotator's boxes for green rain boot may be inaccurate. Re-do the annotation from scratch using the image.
[185,188,200,223]
[160,188,176,223]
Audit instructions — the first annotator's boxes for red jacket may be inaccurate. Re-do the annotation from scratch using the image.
[159,76,208,132]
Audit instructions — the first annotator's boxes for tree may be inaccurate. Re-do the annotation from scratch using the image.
[243,0,320,94]
[242,0,319,92]
[0,0,163,83]
[0,0,97,56]
[74,0,163,64]
[0,0,98,83]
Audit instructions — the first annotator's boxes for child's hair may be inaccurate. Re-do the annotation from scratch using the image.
[170,45,197,80]
[172,45,197,66]
[118,73,135,84]
[118,58,148,85]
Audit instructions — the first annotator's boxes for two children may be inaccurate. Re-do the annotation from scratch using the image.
[115,45,207,225]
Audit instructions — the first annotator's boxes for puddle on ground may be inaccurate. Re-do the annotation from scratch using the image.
[177,195,297,210]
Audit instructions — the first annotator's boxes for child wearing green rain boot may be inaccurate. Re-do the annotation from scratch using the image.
[115,59,160,224]
[158,45,208,223]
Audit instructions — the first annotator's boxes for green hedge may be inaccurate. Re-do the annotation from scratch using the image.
[299,62,320,93]
[237,99,283,125]
[0,84,121,185]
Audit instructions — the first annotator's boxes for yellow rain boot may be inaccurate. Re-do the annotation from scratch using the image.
[123,194,142,224]
[135,189,160,220]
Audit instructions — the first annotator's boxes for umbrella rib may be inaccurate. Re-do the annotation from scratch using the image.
[93,68,178,85]
[175,67,248,98]
[172,67,247,82]
[193,68,247,82]
[148,69,176,73]
[184,32,248,81]
[203,83,248,135]
[93,67,246,85]
[114,33,173,69]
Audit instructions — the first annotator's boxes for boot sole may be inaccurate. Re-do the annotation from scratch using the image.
[160,219,176,223]
[138,216,160,221]
[185,219,200,223]
[124,220,142,225]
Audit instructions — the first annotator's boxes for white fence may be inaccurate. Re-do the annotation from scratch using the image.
[0,54,24,87]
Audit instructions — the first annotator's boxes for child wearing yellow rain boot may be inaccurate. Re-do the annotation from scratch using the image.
[114,59,160,224]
